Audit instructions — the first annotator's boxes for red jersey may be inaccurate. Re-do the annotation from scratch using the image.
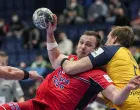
[34,55,113,110]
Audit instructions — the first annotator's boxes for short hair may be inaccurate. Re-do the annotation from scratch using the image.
[0,51,8,57]
[83,31,101,49]
[111,26,134,48]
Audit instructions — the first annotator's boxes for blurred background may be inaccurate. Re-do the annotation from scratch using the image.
[0,0,140,109]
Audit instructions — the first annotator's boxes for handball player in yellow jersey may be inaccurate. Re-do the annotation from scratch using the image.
[58,26,140,110]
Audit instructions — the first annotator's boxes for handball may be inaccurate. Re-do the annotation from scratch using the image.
[32,8,53,29]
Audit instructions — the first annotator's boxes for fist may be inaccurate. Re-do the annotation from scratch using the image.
[29,70,44,81]
[127,75,140,90]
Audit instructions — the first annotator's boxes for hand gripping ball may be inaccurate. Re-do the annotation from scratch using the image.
[33,8,53,29]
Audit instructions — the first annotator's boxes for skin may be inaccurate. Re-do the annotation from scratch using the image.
[76,35,97,59]
[0,55,25,102]
[46,14,140,105]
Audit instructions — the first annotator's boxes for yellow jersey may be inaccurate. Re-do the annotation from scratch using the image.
[89,46,140,110]
[105,47,140,110]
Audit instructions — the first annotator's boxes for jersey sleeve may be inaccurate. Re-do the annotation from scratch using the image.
[90,69,113,89]
[88,46,120,68]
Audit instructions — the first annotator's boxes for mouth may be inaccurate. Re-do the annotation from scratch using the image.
[80,51,86,55]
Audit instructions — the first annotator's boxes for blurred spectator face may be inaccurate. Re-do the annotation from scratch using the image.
[76,35,96,59]
[0,19,4,27]
[69,0,77,9]
[110,0,119,4]
[12,14,19,22]
[19,62,27,69]
[0,56,8,66]
[95,0,103,5]
[36,56,44,63]
[115,8,124,16]
[58,32,67,41]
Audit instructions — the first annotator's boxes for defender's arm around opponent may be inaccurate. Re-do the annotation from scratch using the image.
[46,14,140,105]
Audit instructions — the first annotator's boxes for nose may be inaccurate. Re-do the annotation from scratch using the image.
[81,44,86,49]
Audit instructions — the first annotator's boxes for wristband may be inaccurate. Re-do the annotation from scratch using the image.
[47,42,58,50]
[60,58,68,67]
[22,70,30,80]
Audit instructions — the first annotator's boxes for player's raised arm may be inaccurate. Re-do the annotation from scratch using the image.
[46,14,68,69]
[102,75,140,105]
[0,66,43,80]
[59,46,120,75]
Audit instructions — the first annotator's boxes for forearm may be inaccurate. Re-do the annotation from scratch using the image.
[46,32,63,69]
[112,86,131,105]
[102,85,131,105]
[62,57,93,75]
[0,66,24,80]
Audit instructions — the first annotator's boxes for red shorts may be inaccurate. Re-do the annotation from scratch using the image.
[0,99,51,110]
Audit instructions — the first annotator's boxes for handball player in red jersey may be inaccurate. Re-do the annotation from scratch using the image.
[0,14,140,110]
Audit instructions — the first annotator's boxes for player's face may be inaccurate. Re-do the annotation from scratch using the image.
[77,35,96,59]
[0,56,8,66]
[105,32,117,46]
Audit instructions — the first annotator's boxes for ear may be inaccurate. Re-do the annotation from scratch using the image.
[113,36,117,44]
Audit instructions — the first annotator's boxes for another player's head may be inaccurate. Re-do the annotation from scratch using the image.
[0,51,8,66]
[105,26,134,48]
[76,31,101,59]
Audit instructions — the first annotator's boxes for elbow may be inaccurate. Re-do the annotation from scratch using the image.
[63,67,71,75]
[63,65,73,75]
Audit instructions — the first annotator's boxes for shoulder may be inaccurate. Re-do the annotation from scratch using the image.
[88,45,121,67]
[90,45,121,58]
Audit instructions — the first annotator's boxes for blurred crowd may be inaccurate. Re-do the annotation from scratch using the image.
[0,0,140,110]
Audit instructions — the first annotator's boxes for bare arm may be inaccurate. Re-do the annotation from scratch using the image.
[61,57,93,74]
[0,66,43,80]
[58,47,106,75]
[102,75,140,105]
[0,66,25,80]
[58,46,119,75]
[46,14,67,69]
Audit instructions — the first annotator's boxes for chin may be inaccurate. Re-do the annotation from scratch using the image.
[79,55,86,59]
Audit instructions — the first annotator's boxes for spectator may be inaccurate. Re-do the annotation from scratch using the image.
[0,18,8,47]
[57,31,73,55]
[106,0,128,23]
[31,55,51,68]
[131,8,140,26]
[87,0,108,23]
[109,0,127,15]
[0,51,24,104]
[8,13,28,39]
[59,0,85,24]
[114,8,130,26]
[23,27,40,49]
[19,62,27,69]
[131,8,140,45]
